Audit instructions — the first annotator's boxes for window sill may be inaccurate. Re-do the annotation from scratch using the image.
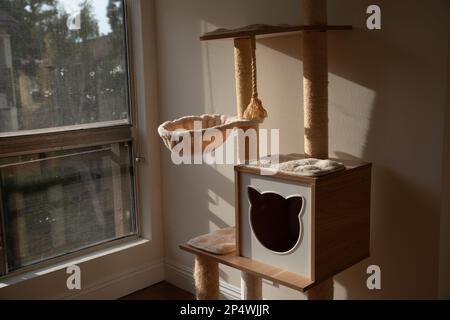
[0,238,150,288]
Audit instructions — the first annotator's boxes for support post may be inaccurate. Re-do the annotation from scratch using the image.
[234,38,262,299]
[234,37,253,119]
[302,0,333,300]
[194,255,220,300]
[302,0,329,159]
[241,272,263,300]
[234,37,259,162]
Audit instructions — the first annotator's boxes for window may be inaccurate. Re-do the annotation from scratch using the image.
[0,0,138,276]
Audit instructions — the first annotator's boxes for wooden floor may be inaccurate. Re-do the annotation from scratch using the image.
[121,281,194,300]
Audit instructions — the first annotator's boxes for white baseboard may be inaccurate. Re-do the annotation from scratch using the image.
[165,259,241,300]
[63,259,165,300]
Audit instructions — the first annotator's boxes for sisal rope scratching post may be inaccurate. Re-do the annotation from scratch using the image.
[192,38,263,300]
[234,37,253,119]
[302,0,333,300]
[234,37,263,299]
[194,255,219,300]
[192,40,252,300]
[234,36,261,162]
[302,0,329,159]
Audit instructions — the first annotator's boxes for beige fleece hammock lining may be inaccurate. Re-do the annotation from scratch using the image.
[158,114,260,152]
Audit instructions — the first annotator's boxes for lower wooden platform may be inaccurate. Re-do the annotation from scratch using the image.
[180,244,315,292]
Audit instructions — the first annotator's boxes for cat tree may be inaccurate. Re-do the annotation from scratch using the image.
[159,0,371,300]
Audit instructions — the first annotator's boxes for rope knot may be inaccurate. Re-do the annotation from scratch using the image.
[243,37,268,121]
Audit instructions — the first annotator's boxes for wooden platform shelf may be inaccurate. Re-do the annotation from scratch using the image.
[180,244,315,292]
[200,24,353,41]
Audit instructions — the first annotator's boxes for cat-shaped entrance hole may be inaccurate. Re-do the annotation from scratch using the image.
[248,186,304,254]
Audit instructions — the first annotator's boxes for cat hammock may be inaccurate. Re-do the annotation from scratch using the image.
[158,36,267,154]
[158,114,260,153]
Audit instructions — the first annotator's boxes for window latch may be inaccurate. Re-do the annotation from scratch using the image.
[135,156,146,164]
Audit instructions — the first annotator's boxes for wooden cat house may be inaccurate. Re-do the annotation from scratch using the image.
[235,156,371,283]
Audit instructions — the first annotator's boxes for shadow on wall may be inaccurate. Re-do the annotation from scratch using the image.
[256,0,448,298]
[161,152,237,282]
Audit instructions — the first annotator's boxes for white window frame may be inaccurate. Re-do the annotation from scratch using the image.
[0,0,163,299]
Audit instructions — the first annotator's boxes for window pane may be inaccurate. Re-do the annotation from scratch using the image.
[0,142,136,272]
[0,0,129,134]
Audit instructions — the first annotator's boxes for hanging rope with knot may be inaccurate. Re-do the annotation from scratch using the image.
[243,36,268,121]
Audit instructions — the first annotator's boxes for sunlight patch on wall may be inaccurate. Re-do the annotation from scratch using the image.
[257,39,304,155]
[329,73,376,159]
[334,280,349,300]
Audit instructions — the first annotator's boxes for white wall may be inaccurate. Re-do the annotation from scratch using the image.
[155,0,450,299]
